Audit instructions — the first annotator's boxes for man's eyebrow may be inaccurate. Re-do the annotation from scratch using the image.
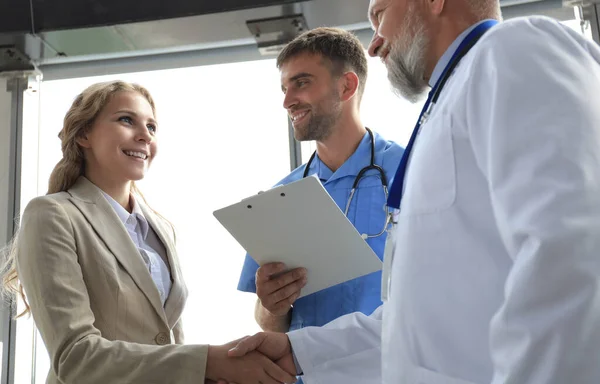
[289,72,314,82]
[281,72,315,91]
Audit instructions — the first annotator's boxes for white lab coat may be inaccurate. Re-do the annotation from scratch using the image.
[287,16,600,384]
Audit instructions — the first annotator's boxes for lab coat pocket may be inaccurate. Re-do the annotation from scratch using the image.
[401,111,457,216]
[416,366,477,384]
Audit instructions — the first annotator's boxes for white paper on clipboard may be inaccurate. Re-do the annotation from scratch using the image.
[213,175,382,298]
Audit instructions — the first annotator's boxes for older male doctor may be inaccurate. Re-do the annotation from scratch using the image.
[227,0,600,383]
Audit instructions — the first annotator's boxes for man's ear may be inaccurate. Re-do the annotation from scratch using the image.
[426,0,446,16]
[339,71,360,102]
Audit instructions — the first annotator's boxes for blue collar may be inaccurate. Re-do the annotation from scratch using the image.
[307,130,380,184]
[429,20,493,88]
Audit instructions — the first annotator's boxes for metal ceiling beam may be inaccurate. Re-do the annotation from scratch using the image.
[0,0,305,34]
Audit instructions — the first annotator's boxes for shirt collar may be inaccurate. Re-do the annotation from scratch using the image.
[308,130,375,184]
[428,20,491,88]
[306,153,332,182]
[101,191,149,239]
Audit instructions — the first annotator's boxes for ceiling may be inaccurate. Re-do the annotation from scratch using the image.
[0,0,577,73]
[0,0,304,34]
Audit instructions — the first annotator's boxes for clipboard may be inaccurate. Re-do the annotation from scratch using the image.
[213,175,383,297]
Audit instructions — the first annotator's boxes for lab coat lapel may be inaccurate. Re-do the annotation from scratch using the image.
[67,177,168,324]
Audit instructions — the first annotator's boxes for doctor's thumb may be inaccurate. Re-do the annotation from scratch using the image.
[228,334,265,357]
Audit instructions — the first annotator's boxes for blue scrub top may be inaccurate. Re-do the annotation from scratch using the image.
[237,130,404,331]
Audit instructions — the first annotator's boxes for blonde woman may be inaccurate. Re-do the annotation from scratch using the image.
[1,81,295,384]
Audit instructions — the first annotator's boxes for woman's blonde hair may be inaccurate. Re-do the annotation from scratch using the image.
[1,80,157,317]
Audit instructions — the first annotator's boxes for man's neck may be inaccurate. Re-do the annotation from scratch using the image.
[315,111,366,173]
[424,15,490,82]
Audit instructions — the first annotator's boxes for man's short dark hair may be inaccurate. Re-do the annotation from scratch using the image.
[277,27,368,101]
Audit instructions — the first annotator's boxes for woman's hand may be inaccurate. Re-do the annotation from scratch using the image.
[205,343,296,384]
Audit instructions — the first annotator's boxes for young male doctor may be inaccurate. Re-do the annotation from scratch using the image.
[236,27,403,347]
[227,0,600,383]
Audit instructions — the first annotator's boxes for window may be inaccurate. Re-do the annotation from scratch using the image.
[562,10,594,40]
[361,56,425,147]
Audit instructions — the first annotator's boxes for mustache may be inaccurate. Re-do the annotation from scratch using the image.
[288,104,311,113]
[377,42,391,60]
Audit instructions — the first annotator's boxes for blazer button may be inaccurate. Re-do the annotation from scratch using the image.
[155,332,169,345]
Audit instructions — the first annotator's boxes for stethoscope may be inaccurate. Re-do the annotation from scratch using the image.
[303,127,391,239]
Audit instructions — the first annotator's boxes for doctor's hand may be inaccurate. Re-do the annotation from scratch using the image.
[228,332,296,377]
[205,339,296,384]
[256,263,307,316]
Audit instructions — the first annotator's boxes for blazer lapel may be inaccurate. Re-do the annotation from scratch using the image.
[140,203,188,329]
[67,177,167,324]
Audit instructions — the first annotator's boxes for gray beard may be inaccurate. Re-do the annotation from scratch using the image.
[386,17,429,103]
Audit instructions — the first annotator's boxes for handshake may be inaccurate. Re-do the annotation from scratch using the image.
[205,331,298,384]
[205,263,307,383]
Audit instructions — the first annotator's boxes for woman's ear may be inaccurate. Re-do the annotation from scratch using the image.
[76,134,91,149]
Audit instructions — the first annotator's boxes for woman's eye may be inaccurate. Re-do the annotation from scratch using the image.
[147,124,157,134]
[119,116,133,125]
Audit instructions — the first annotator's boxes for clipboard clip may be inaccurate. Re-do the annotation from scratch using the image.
[241,184,285,202]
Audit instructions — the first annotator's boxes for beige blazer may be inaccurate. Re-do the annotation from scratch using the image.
[15,177,208,384]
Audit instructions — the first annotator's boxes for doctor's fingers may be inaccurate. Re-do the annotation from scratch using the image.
[263,289,302,316]
[228,332,267,357]
[258,268,307,296]
[261,354,297,384]
[256,263,307,283]
[204,351,296,384]
[238,352,296,384]
[259,280,306,314]
[255,262,288,282]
